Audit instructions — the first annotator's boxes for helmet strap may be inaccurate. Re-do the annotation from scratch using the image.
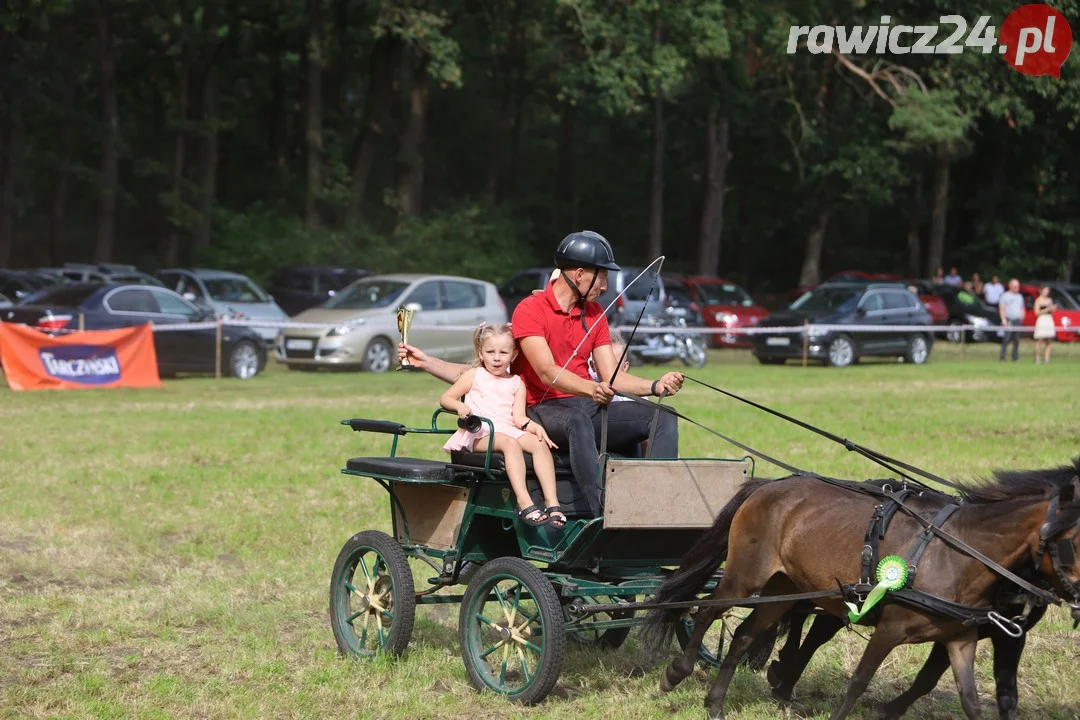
[562,269,598,330]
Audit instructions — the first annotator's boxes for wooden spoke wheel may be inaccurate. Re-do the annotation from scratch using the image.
[459,557,565,705]
[329,530,416,659]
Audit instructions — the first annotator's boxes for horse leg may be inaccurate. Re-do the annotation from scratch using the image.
[660,604,722,692]
[703,602,795,720]
[828,624,902,720]
[991,629,1026,720]
[945,631,982,719]
[880,642,950,719]
[770,612,844,703]
[767,607,807,690]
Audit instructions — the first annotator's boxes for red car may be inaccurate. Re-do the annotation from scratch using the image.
[1018,283,1080,342]
[676,276,769,348]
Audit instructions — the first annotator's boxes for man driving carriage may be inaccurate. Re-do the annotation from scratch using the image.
[398,230,684,516]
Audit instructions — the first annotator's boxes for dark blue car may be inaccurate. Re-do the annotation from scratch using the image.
[2,283,266,379]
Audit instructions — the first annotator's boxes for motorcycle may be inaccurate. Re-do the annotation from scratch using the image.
[624,305,709,368]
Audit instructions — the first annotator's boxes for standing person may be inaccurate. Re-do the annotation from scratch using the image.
[971,272,984,298]
[998,278,1025,363]
[944,267,963,287]
[932,267,945,284]
[984,275,1005,305]
[441,323,565,528]
[1032,286,1057,365]
[399,231,683,517]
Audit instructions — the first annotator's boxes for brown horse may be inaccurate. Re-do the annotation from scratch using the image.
[644,461,1080,720]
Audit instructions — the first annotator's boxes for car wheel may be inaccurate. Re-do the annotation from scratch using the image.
[905,334,930,365]
[228,340,261,379]
[362,337,394,373]
[945,320,964,343]
[827,335,855,368]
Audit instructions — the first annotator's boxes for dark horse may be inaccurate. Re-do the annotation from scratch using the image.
[644,461,1080,720]
[767,478,1048,719]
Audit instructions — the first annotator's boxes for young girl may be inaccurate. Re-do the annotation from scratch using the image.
[441,323,566,528]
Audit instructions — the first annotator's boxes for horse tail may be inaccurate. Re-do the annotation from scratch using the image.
[641,478,771,654]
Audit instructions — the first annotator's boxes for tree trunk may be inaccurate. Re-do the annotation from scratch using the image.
[266,20,287,168]
[95,1,119,263]
[698,106,730,277]
[485,0,522,203]
[926,144,949,278]
[344,37,397,227]
[164,54,192,266]
[646,13,665,260]
[0,99,21,268]
[395,50,429,218]
[798,192,833,286]
[305,0,324,228]
[507,2,528,199]
[556,104,576,230]
[905,164,922,278]
[194,4,221,249]
[49,71,76,264]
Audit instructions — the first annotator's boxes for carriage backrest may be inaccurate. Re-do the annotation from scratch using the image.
[603,457,751,529]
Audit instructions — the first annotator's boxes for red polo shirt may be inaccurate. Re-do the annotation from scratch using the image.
[511,280,612,406]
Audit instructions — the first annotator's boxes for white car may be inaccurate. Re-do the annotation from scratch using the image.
[274,274,508,372]
[157,268,289,345]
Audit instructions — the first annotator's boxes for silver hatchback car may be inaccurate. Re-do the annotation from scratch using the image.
[274,273,508,372]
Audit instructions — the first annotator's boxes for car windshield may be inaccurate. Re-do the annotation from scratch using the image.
[1056,286,1080,308]
[203,277,270,303]
[17,284,99,308]
[790,287,861,313]
[325,279,409,309]
[693,282,755,306]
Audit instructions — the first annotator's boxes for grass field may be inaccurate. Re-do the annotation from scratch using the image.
[2,342,1079,719]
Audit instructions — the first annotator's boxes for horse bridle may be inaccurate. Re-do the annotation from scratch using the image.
[1033,480,1080,618]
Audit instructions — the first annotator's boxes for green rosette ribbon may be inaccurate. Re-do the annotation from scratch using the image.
[846,555,909,624]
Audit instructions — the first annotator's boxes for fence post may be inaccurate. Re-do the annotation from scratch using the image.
[960,325,966,361]
[78,313,84,332]
[215,319,222,379]
[802,320,809,368]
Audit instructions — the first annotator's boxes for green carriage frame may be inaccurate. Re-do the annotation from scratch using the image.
[330,408,759,704]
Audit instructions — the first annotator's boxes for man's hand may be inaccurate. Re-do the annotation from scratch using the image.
[398,342,428,369]
[592,381,615,405]
[655,371,684,396]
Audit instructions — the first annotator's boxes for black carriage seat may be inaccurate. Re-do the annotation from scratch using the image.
[345,457,459,482]
[449,450,592,517]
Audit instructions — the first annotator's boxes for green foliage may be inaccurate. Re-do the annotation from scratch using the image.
[888,88,972,150]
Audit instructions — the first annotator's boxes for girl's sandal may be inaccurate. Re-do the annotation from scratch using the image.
[517,504,551,527]
[545,505,567,529]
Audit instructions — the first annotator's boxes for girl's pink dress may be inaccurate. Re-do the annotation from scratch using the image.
[443,368,526,452]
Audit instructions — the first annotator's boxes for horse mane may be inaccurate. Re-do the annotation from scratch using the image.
[955,457,1080,508]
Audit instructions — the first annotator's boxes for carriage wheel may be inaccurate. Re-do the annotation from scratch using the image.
[564,593,635,650]
[459,557,565,705]
[329,530,416,659]
[676,609,776,671]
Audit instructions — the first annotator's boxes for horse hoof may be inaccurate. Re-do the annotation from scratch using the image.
[771,686,793,704]
[766,661,782,688]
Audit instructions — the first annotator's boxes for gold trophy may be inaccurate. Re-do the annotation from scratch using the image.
[396,306,417,371]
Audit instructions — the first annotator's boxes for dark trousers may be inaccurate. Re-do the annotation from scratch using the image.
[527,396,678,516]
[1000,319,1022,361]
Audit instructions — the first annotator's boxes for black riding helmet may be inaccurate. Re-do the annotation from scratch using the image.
[553,231,621,272]
[553,231,619,328]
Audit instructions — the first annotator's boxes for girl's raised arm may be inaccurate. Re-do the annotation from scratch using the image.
[440,368,478,417]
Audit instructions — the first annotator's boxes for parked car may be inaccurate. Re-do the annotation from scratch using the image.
[2,283,267,379]
[676,276,768,348]
[0,291,12,309]
[156,268,288,345]
[595,265,673,327]
[789,272,948,325]
[498,267,556,316]
[752,282,934,367]
[0,270,45,302]
[37,263,164,287]
[275,274,508,373]
[1018,283,1080,342]
[914,283,1000,343]
[267,266,372,316]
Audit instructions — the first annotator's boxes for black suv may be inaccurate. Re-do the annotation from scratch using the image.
[752,282,934,367]
[267,266,372,316]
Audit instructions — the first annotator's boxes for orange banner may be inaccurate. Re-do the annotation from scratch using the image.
[0,323,162,391]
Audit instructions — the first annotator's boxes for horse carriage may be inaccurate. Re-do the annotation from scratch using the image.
[328,408,767,705]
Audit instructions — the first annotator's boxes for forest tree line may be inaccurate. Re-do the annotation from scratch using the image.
[0,0,1078,291]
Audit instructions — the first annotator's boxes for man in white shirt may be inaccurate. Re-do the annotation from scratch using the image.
[998,278,1025,362]
[944,267,963,287]
[983,275,1005,305]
